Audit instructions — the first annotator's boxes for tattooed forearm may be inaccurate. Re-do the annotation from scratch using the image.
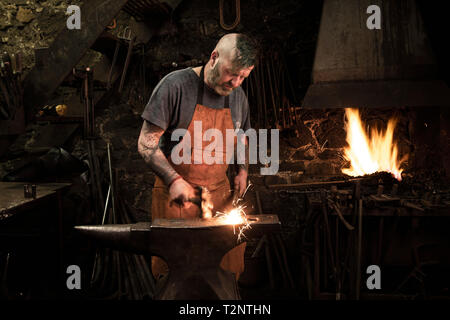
[138,120,180,186]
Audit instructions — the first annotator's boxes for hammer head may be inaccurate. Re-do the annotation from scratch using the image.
[188,186,213,219]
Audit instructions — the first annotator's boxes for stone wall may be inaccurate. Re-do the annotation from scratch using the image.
[0,0,84,77]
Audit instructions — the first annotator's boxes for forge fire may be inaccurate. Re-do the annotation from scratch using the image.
[342,108,408,181]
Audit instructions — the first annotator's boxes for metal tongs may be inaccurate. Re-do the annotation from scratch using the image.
[232,180,253,207]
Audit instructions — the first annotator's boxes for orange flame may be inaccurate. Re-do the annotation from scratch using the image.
[341,108,407,181]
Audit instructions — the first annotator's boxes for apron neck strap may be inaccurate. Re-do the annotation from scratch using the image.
[197,66,230,109]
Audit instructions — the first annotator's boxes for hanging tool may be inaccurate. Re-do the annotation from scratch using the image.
[0,52,17,119]
[106,18,117,30]
[107,41,120,90]
[117,26,135,93]
[219,0,241,30]
[106,26,136,93]
[117,26,132,41]
[118,35,135,93]
[73,66,105,223]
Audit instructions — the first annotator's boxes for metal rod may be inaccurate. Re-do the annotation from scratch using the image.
[323,219,328,290]
[89,140,105,216]
[112,250,122,298]
[266,53,279,127]
[251,235,266,259]
[0,253,10,298]
[255,190,263,214]
[123,253,140,299]
[264,237,275,289]
[270,234,288,287]
[304,255,313,300]
[88,69,94,137]
[248,70,259,128]
[376,217,384,265]
[0,78,13,117]
[86,142,98,212]
[118,36,136,93]
[258,55,268,128]
[271,51,284,128]
[107,143,116,221]
[313,219,320,297]
[356,198,363,300]
[118,251,128,299]
[107,41,120,89]
[115,175,155,298]
[102,184,111,225]
[340,198,358,292]
[90,182,110,284]
[138,254,156,296]
[268,178,362,188]
[276,234,295,289]
[320,191,337,280]
[131,254,146,299]
[335,215,341,300]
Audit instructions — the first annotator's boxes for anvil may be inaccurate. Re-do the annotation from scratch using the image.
[75,214,280,300]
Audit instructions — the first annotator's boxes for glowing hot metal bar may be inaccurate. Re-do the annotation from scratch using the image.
[214,205,251,242]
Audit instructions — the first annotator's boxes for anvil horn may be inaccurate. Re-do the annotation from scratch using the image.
[74,223,153,254]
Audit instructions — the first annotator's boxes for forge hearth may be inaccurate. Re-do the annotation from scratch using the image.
[296,0,450,181]
[281,107,449,182]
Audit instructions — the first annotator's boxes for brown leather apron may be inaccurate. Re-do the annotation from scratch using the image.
[151,66,246,280]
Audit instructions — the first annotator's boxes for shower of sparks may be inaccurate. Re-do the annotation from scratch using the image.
[214,205,251,242]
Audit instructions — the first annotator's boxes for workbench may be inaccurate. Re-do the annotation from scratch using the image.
[0,182,71,298]
[0,182,70,217]
[312,199,450,300]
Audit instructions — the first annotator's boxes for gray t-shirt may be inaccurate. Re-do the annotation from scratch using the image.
[141,67,251,157]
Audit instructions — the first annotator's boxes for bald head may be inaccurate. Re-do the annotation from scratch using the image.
[213,33,259,69]
[214,33,239,62]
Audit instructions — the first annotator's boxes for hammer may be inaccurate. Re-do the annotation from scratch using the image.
[170,186,209,218]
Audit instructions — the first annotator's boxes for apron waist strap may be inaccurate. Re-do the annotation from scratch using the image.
[154,174,228,192]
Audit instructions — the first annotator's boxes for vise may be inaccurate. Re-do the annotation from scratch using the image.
[75,214,280,300]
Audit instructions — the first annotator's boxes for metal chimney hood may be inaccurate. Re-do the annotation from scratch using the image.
[302,0,450,109]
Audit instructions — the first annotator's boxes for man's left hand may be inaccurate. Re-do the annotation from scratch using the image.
[234,169,248,197]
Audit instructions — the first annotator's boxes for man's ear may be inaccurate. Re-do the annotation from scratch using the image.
[210,51,219,68]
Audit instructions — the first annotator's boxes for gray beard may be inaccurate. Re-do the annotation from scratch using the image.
[207,63,220,88]
[206,63,233,96]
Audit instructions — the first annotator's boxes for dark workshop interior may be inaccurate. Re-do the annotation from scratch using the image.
[1,0,450,301]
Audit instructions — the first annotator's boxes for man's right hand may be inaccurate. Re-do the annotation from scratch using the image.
[169,177,196,209]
